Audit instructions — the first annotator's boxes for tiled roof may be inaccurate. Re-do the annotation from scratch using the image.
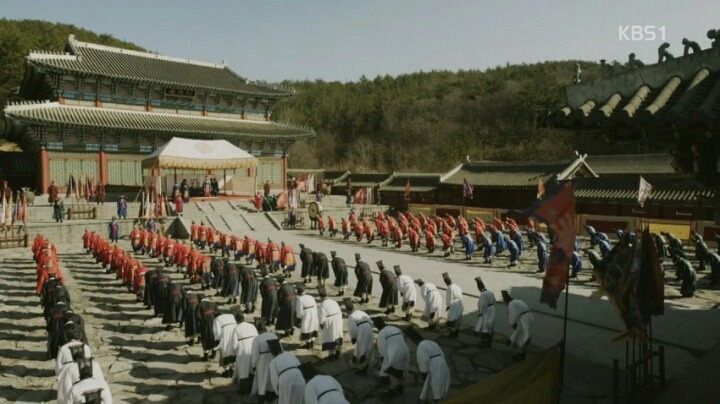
[27,35,293,98]
[584,154,677,175]
[346,173,392,187]
[443,161,570,187]
[324,171,350,183]
[548,49,720,129]
[4,102,315,140]
[286,169,350,183]
[574,174,715,203]
[380,173,442,192]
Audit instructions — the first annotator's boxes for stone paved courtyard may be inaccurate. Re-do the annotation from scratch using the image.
[2,212,720,403]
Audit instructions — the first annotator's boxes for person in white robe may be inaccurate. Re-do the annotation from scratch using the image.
[344,299,373,374]
[212,311,237,377]
[69,376,113,404]
[58,357,105,404]
[317,286,343,359]
[295,284,319,349]
[55,328,92,376]
[374,317,409,398]
[442,273,463,338]
[304,375,349,404]
[504,292,534,360]
[251,320,281,399]
[269,352,305,404]
[232,313,258,394]
[473,277,496,348]
[416,279,443,329]
[394,265,417,321]
[416,340,450,402]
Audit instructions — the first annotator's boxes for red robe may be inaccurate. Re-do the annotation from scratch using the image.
[281,245,296,266]
[267,242,280,264]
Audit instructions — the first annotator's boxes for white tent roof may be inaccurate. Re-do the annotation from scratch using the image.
[141,137,258,170]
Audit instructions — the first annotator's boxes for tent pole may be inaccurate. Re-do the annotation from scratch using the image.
[559,236,571,395]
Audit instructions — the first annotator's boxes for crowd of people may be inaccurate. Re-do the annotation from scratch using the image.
[31,198,718,403]
[32,235,114,403]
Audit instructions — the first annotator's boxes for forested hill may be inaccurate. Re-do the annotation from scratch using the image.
[0,19,145,150]
[0,20,612,168]
[275,61,609,171]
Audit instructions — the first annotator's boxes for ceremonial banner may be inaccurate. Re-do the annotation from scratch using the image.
[404,178,411,201]
[354,188,367,204]
[638,176,653,207]
[537,178,545,199]
[445,344,561,403]
[530,181,576,309]
[463,177,474,199]
[307,174,316,193]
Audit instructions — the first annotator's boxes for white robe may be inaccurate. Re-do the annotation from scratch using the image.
[397,274,417,305]
[304,375,349,404]
[58,360,105,404]
[474,289,496,333]
[232,322,259,381]
[69,377,113,403]
[251,332,281,396]
[376,326,409,377]
[508,299,534,347]
[318,299,343,349]
[417,340,450,401]
[295,294,319,337]
[445,283,464,323]
[420,283,443,321]
[347,310,373,360]
[212,314,237,361]
[269,353,305,404]
[55,341,92,376]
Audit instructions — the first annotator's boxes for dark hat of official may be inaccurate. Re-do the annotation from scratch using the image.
[475,276,485,289]
[65,326,83,343]
[376,260,384,270]
[343,298,355,312]
[414,278,424,286]
[317,285,328,298]
[260,265,269,277]
[501,290,513,303]
[299,243,305,249]
[372,316,387,330]
[276,275,285,283]
[70,344,86,361]
[296,284,306,295]
[255,318,267,332]
[442,272,452,285]
[77,358,94,380]
[233,309,245,323]
[393,265,402,275]
[330,251,337,257]
[355,253,361,261]
[267,338,283,357]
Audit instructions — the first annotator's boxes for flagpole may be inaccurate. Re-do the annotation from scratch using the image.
[559,259,571,394]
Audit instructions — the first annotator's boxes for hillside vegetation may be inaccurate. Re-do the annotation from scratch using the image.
[1,19,616,171]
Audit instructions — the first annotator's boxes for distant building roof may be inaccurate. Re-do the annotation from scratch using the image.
[584,153,677,175]
[380,172,443,193]
[548,48,720,129]
[443,161,570,188]
[574,174,715,204]
[25,35,293,98]
[346,173,392,187]
[4,102,315,141]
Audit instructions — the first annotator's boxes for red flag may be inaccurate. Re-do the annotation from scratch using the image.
[463,177,474,199]
[404,178,411,201]
[530,181,576,309]
[354,188,367,204]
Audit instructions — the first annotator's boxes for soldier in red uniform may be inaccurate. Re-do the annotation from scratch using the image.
[130,226,142,253]
[197,222,208,249]
[341,218,351,240]
[363,218,375,244]
[232,235,244,261]
[408,227,421,252]
[380,219,390,247]
[133,265,148,301]
[243,236,255,265]
[255,239,267,266]
[266,238,281,272]
[354,220,365,242]
[187,246,201,281]
[393,225,403,248]
[328,215,338,237]
[190,221,199,246]
[317,214,326,236]
[280,242,296,278]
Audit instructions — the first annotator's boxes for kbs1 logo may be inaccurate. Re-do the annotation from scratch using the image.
[618,25,667,41]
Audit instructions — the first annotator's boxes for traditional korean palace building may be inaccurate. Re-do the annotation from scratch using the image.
[3,35,315,193]
[544,41,720,188]
[291,151,719,241]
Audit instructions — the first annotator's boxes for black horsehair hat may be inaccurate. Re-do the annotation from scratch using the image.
[343,298,354,312]
[442,272,451,284]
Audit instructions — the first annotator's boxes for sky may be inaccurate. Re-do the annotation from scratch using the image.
[4,0,720,83]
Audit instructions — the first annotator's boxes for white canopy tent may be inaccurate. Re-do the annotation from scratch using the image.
[141,137,258,171]
[141,137,259,202]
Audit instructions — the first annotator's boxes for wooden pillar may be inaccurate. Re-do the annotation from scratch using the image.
[39,147,50,193]
[98,150,108,185]
[281,153,288,190]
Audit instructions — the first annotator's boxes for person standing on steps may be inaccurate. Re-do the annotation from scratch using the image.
[108,217,120,243]
[52,197,64,223]
[117,195,127,219]
[47,180,59,205]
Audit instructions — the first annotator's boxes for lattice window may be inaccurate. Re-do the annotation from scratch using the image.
[108,160,142,186]
[50,160,65,185]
